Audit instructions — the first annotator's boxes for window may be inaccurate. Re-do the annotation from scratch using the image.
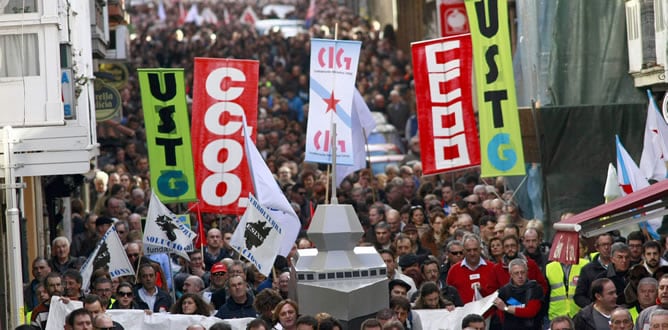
[0,33,40,77]
[1,0,38,14]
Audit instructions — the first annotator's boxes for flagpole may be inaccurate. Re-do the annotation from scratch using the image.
[168,252,176,302]
[331,122,338,204]
[362,127,376,203]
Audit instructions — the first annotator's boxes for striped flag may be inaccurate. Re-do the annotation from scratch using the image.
[639,90,668,181]
[616,135,660,239]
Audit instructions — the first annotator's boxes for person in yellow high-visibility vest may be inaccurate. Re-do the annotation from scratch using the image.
[546,257,589,319]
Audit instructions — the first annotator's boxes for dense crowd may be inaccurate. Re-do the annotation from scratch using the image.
[19,1,668,330]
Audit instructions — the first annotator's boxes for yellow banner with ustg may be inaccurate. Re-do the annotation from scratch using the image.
[465,0,525,177]
[138,69,197,203]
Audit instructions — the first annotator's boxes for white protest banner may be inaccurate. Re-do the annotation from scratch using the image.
[45,296,83,330]
[107,310,252,330]
[80,225,134,291]
[144,192,196,260]
[230,193,285,276]
[413,291,497,329]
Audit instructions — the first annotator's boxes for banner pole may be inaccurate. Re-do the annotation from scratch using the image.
[331,122,338,204]
[168,253,176,302]
[362,127,376,203]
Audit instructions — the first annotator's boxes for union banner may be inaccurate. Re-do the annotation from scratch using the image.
[465,0,525,177]
[138,69,197,203]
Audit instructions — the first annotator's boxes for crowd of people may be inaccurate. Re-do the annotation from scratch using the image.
[19,0,668,330]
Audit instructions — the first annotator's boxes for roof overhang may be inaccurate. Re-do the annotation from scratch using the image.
[548,179,668,264]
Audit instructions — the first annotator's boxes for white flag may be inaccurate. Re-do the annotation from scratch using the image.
[185,3,202,26]
[603,163,622,203]
[230,193,285,276]
[242,115,300,256]
[335,88,376,186]
[144,192,196,260]
[80,225,134,292]
[640,90,668,181]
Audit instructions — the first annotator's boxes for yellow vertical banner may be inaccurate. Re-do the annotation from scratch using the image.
[138,69,197,203]
[465,0,525,177]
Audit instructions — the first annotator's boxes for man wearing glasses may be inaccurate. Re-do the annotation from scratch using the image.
[446,234,499,304]
[203,262,228,309]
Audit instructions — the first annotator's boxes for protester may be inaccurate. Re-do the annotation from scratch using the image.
[170,293,214,316]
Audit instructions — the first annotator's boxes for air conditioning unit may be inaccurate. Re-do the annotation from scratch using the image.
[655,0,666,67]
[626,0,643,72]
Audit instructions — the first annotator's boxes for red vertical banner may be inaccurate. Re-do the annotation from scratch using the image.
[191,58,259,214]
[411,35,480,175]
[437,0,470,37]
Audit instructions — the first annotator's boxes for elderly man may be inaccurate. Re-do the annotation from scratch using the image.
[648,309,668,329]
[48,236,83,273]
[596,242,631,305]
[609,308,633,330]
[493,235,547,295]
[629,277,658,323]
[573,278,618,330]
[494,258,544,330]
[446,234,498,304]
[183,275,205,294]
[635,274,668,330]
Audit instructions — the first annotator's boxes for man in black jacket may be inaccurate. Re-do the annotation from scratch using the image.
[215,275,257,319]
[573,278,618,330]
[574,233,613,308]
[134,263,173,312]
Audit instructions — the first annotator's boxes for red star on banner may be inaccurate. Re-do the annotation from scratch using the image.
[323,90,340,113]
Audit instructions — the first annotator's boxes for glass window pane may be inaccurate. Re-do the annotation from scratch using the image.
[0,33,40,77]
[1,0,38,14]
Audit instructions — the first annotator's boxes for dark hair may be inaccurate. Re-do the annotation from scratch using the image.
[378,248,395,259]
[420,259,439,274]
[295,315,318,327]
[627,230,646,244]
[316,317,343,330]
[462,313,485,327]
[170,292,213,316]
[62,269,82,284]
[644,240,662,253]
[591,278,612,301]
[389,295,411,310]
[253,288,283,316]
[245,318,268,330]
[93,277,112,288]
[210,322,233,330]
[375,307,396,321]
[66,308,91,326]
[549,315,574,329]
[83,294,103,307]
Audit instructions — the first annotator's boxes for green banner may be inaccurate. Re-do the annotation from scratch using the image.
[465,0,525,177]
[138,69,197,202]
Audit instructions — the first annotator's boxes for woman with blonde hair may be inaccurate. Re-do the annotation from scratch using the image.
[272,299,299,330]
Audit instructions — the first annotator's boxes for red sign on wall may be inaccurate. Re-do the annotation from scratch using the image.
[437,0,470,37]
[411,34,480,175]
[191,58,258,214]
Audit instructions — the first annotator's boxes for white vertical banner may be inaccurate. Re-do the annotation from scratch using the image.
[230,193,285,276]
[305,39,361,165]
[144,192,196,260]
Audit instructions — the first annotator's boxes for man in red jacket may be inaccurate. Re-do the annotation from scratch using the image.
[446,233,499,303]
